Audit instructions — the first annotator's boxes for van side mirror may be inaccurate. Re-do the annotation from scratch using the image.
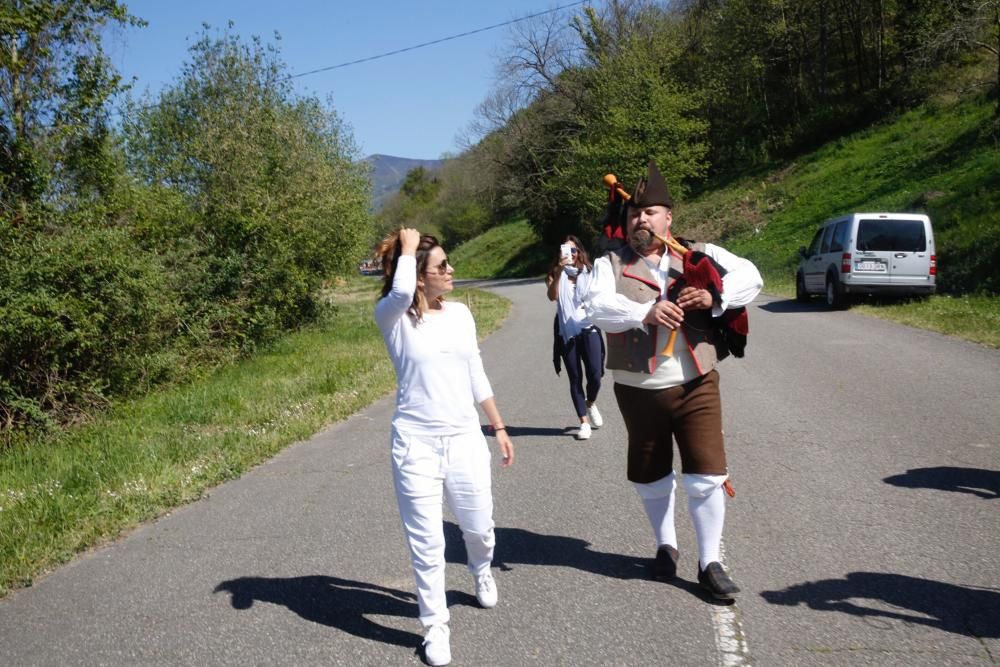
[798,246,808,258]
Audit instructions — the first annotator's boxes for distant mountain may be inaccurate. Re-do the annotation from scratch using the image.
[363,154,446,210]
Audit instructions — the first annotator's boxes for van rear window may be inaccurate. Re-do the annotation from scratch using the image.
[857,219,926,252]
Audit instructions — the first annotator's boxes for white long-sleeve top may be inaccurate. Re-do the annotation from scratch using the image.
[584,243,763,389]
[555,267,595,342]
[375,255,494,435]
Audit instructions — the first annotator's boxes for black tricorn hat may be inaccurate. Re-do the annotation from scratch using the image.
[629,160,673,209]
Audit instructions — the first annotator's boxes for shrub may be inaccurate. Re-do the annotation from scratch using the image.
[0,223,180,429]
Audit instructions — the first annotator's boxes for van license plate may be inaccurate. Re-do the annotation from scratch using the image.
[856,260,887,272]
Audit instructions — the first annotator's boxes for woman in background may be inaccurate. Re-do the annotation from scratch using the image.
[374,228,515,667]
[546,235,605,440]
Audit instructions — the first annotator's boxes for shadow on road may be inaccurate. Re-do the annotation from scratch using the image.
[214,575,420,647]
[883,466,1000,499]
[214,522,736,648]
[761,572,1000,638]
[759,294,936,314]
[480,425,575,438]
[444,522,728,604]
[444,522,644,580]
[757,299,828,314]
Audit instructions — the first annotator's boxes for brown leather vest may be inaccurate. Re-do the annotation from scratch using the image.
[604,244,729,376]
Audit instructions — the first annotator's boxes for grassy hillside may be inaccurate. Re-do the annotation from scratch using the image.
[678,94,999,295]
[448,95,998,347]
[454,96,998,294]
[449,219,551,279]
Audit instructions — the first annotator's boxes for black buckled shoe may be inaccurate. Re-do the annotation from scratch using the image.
[697,562,740,600]
[652,545,679,581]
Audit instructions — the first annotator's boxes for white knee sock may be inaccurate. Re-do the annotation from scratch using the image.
[633,472,677,548]
[684,473,727,568]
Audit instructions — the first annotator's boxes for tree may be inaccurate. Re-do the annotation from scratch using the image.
[125,28,371,338]
[400,166,441,204]
[455,0,995,247]
[919,0,999,116]
[554,5,708,231]
[467,1,707,246]
[0,0,142,220]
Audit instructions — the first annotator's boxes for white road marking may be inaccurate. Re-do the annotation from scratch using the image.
[710,541,751,666]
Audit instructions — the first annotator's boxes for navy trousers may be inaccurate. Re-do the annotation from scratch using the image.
[561,327,605,418]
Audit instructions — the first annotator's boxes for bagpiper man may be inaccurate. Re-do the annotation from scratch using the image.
[583,160,762,599]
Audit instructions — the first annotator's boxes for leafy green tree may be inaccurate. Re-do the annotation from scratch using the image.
[373,166,442,241]
[559,6,708,223]
[0,0,141,220]
[468,2,707,246]
[669,0,989,169]
[126,28,371,338]
[431,154,493,245]
[915,0,999,117]
[439,0,994,252]
[399,166,440,203]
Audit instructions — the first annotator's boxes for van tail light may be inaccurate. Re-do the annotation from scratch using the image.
[929,254,936,276]
[841,253,851,273]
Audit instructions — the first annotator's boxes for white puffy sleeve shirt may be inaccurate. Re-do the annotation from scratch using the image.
[374,255,494,436]
[584,243,763,388]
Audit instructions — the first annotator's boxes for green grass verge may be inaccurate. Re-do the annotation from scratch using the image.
[850,294,1000,348]
[0,279,510,596]
[753,275,1000,349]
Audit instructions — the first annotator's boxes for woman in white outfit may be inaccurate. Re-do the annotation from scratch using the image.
[545,235,605,440]
[374,228,515,667]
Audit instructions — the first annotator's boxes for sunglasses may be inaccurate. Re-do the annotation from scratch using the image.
[424,259,452,275]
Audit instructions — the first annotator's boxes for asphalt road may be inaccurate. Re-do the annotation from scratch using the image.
[1,281,998,666]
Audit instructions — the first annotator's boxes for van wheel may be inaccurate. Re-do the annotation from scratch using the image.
[825,275,847,310]
[796,273,810,302]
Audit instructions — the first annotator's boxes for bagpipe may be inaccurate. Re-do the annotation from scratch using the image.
[601,174,749,360]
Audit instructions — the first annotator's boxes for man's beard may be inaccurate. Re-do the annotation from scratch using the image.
[629,228,655,253]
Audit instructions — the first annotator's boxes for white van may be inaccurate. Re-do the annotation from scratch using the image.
[796,212,936,308]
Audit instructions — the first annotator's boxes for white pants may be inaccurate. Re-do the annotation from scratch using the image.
[391,428,495,627]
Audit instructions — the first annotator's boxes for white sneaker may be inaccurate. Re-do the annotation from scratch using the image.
[576,422,592,440]
[423,623,451,666]
[475,571,498,608]
[587,404,603,428]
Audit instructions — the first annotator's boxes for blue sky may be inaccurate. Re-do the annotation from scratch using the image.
[106,1,587,160]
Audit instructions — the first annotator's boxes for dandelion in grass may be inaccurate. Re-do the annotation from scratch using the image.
[103,477,148,499]
[122,479,148,495]
[183,463,207,487]
[3,480,63,507]
[5,489,28,505]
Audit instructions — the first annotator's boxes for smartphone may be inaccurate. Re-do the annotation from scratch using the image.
[560,243,573,262]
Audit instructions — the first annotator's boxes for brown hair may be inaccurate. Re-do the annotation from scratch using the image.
[375,231,442,322]
[549,234,593,276]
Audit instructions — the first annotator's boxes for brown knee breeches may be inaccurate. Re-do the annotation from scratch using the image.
[613,370,727,483]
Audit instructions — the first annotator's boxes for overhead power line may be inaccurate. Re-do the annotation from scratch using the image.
[110,1,590,119]
[284,0,589,81]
